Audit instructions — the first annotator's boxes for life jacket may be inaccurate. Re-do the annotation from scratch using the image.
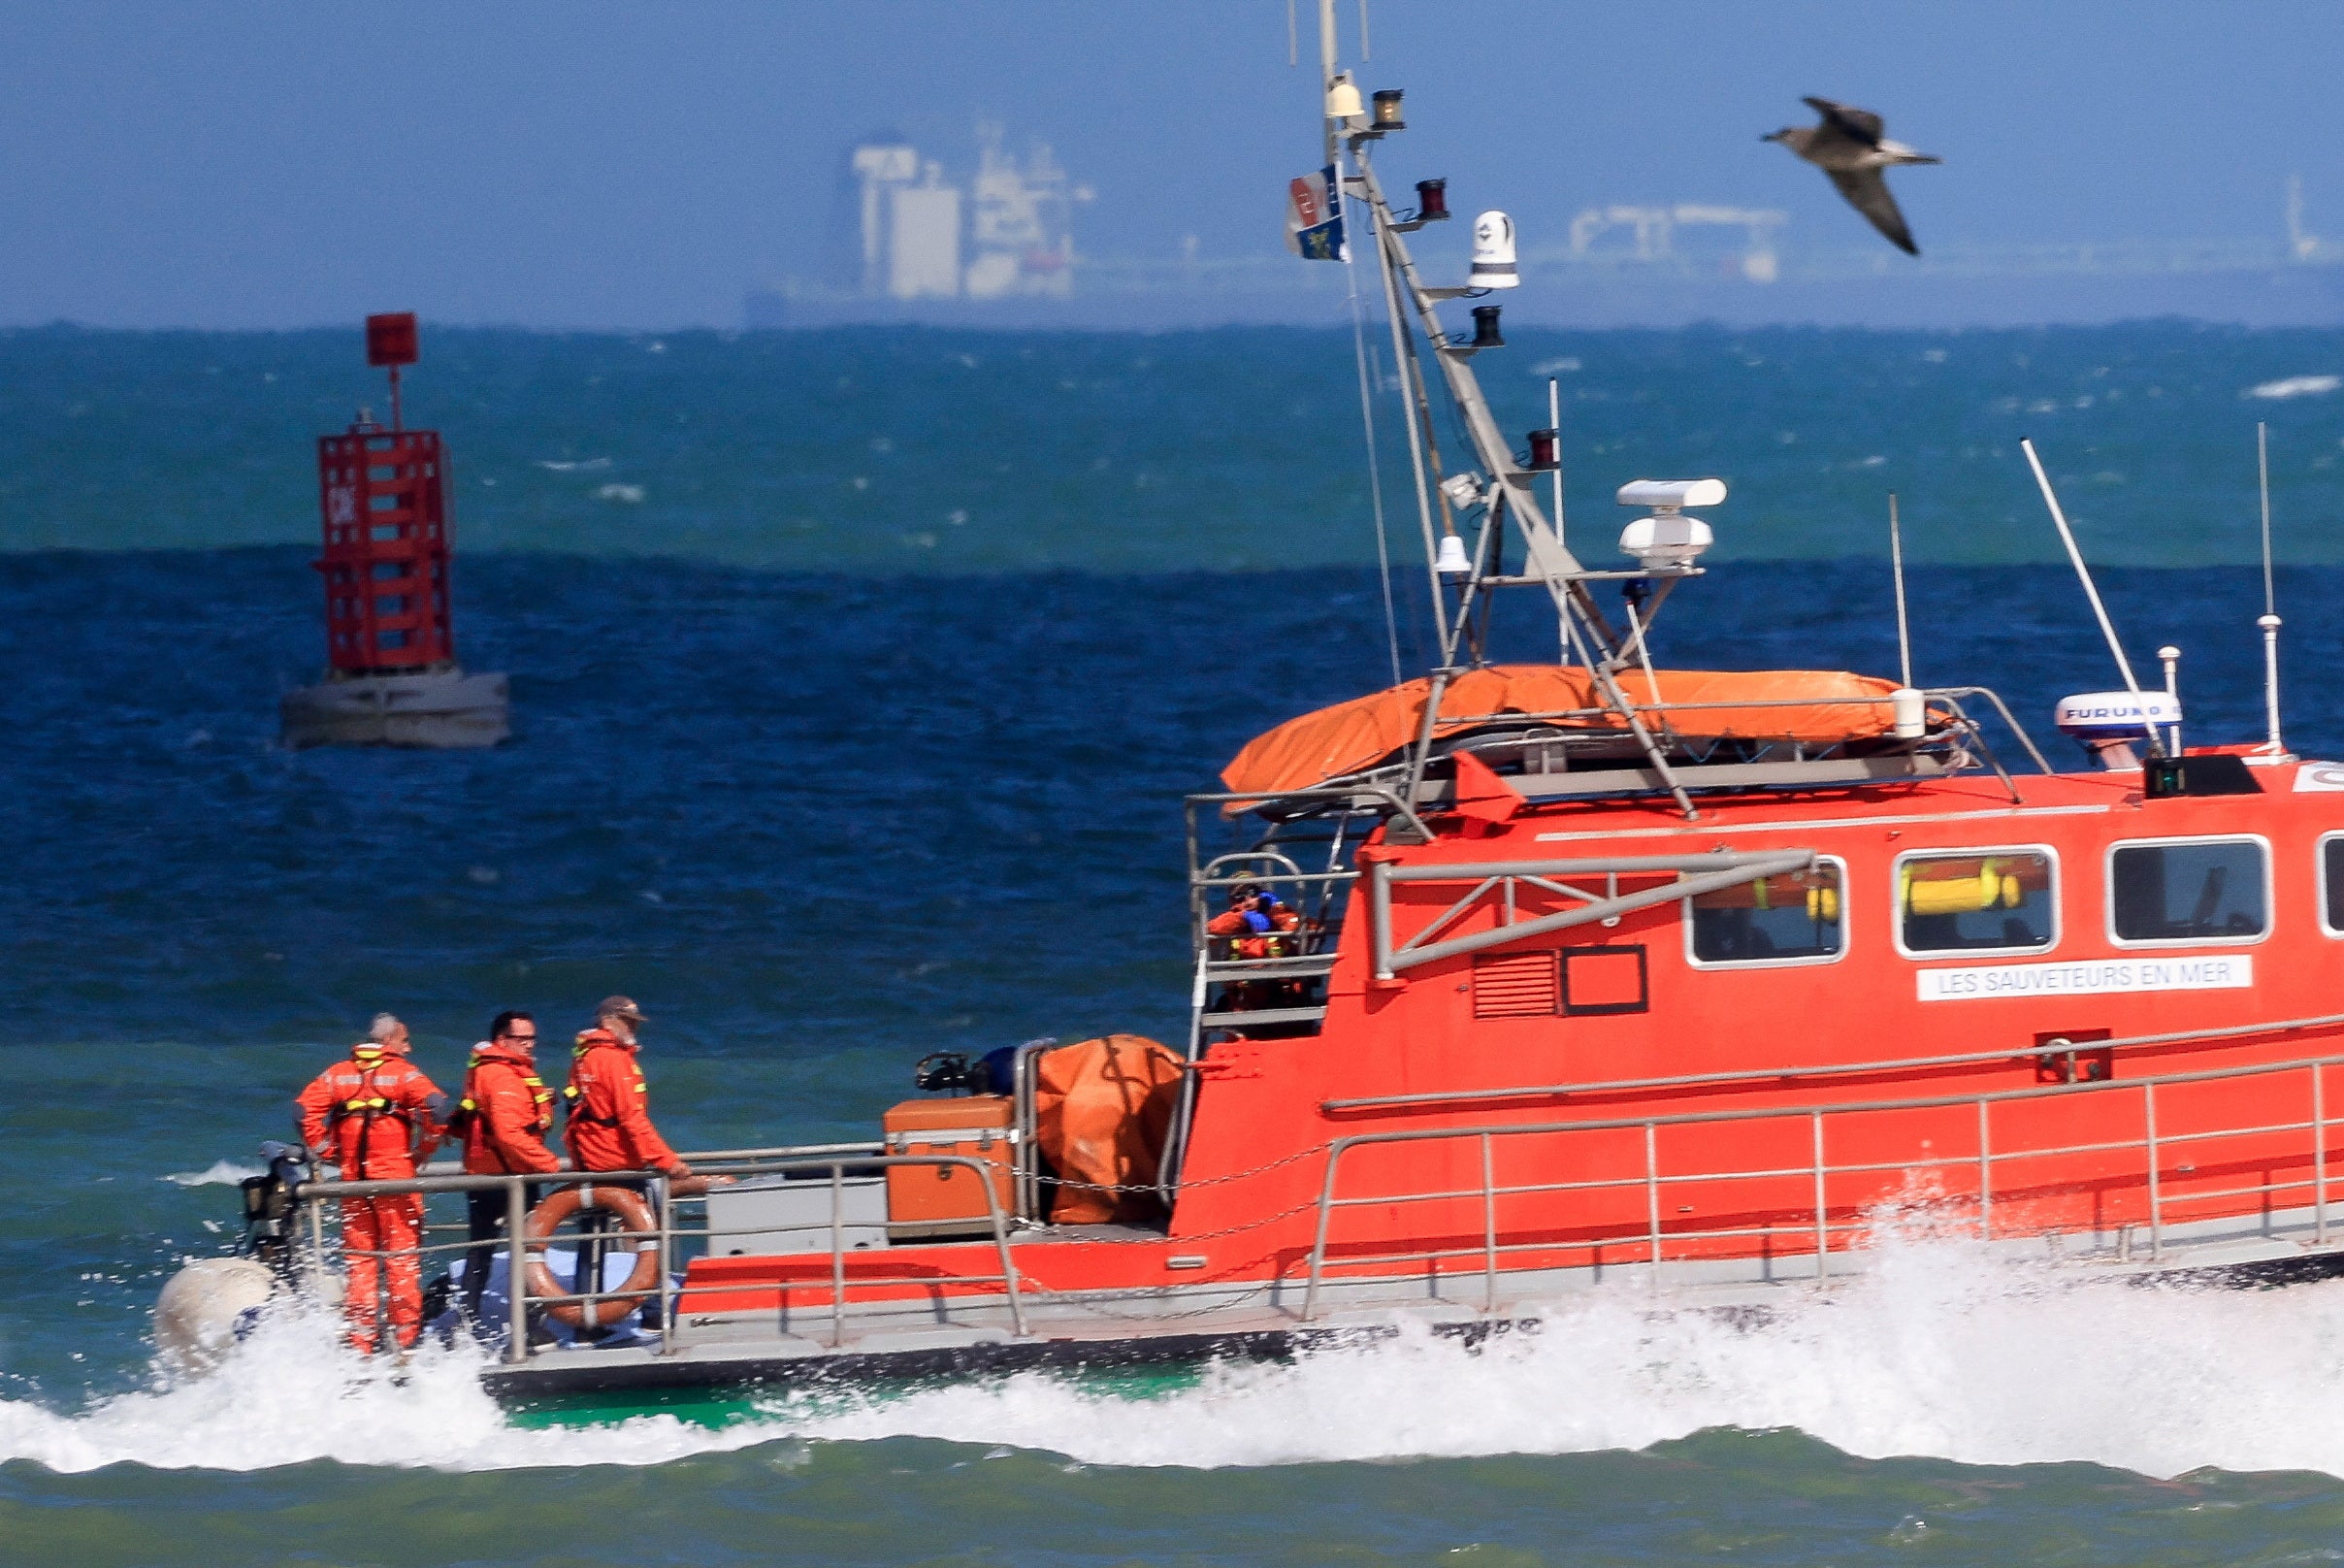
[561,1028,681,1173]
[451,1043,558,1175]
[309,1046,438,1179]
[327,1049,422,1135]
[451,1048,555,1137]
[563,1031,628,1128]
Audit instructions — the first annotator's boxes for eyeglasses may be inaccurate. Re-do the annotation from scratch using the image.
[502,1031,537,1042]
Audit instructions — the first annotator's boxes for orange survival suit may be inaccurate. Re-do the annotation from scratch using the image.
[458,1040,561,1177]
[1207,893,1304,1013]
[563,1028,681,1174]
[296,1042,445,1352]
[1206,895,1302,960]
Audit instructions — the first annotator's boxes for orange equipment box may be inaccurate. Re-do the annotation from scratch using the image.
[882,1095,1017,1240]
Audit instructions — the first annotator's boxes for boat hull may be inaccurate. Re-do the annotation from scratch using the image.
[477,1225,2344,1405]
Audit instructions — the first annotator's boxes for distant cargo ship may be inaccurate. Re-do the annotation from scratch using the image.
[747,122,1091,326]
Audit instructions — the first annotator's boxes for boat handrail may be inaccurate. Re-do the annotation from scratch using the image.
[1186,784,1434,840]
[291,1151,1027,1363]
[673,1140,884,1162]
[1320,1009,2344,1114]
[1367,849,1818,978]
[1301,1040,2344,1320]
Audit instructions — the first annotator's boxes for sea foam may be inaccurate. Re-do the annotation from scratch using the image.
[10,1228,2344,1479]
[783,1228,2344,1478]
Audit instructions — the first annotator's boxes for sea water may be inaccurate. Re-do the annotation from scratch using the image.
[7,324,2344,1565]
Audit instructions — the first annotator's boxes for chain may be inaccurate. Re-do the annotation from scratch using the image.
[1038,1138,1331,1204]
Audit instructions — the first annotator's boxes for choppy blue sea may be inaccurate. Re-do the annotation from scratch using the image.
[12,324,2344,1566]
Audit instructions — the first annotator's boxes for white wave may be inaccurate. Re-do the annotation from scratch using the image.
[161,1161,261,1188]
[1528,357,1581,376]
[21,1231,2344,1479]
[596,483,646,504]
[781,1229,2344,1480]
[535,458,612,473]
[0,1297,772,1475]
[2246,375,2341,400]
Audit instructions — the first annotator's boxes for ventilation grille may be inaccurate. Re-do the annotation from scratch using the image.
[1473,951,1560,1019]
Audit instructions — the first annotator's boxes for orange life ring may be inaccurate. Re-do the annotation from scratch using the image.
[522,1184,663,1328]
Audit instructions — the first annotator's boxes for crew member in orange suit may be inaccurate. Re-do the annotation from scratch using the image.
[1206,883,1301,961]
[295,1013,446,1353]
[563,996,725,1330]
[1207,885,1306,1011]
[564,996,692,1179]
[453,1009,562,1330]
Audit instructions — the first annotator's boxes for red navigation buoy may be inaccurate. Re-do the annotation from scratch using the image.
[279,314,510,748]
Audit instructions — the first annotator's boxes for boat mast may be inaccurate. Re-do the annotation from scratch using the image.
[1314,2,1699,816]
[1350,154,1625,662]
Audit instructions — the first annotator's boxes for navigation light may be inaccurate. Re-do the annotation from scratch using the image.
[1372,90,1407,132]
[1415,179,1449,221]
[1469,306,1505,349]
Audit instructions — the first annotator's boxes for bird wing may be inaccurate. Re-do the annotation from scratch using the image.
[1804,96,1884,147]
[1826,167,1919,254]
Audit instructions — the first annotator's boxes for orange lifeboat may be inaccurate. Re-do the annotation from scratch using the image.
[1221,664,1908,800]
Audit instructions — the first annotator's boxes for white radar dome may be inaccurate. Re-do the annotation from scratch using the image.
[1468,212,1518,289]
[1618,512,1714,569]
[2054,691,2181,741]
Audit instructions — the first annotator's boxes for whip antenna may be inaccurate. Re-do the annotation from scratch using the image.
[2022,438,2145,699]
[2258,421,2286,753]
[1888,491,1912,690]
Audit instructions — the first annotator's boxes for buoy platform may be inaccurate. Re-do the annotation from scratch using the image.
[280,312,509,751]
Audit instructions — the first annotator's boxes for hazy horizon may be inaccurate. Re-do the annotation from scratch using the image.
[6,2,2344,330]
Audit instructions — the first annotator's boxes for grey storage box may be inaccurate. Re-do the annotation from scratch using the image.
[703,1173,890,1257]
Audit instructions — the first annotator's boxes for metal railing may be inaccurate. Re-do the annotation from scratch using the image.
[1366,850,1817,979]
[295,1149,1026,1365]
[1300,1045,2344,1320]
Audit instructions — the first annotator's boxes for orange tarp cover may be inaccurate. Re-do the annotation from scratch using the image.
[1221,665,1903,799]
[1034,1034,1185,1225]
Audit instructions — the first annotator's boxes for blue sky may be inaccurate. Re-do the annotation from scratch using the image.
[3,1,2341,328]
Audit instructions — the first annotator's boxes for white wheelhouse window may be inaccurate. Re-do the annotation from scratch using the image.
[2321,833,2344,939]
[1684,857,1848,969]
[2106,835,2271,948]
[1893,846,2060,959]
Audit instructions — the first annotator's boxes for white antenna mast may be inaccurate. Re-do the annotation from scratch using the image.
[2022,439,2146,699]
[2258,420,2286,754]
[1888,491,1912,690]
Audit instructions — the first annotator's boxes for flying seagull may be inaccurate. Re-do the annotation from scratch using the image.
[1764,97,1940,255]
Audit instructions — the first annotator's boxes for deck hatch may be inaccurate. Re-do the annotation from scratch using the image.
[1473,951,1560,1018]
